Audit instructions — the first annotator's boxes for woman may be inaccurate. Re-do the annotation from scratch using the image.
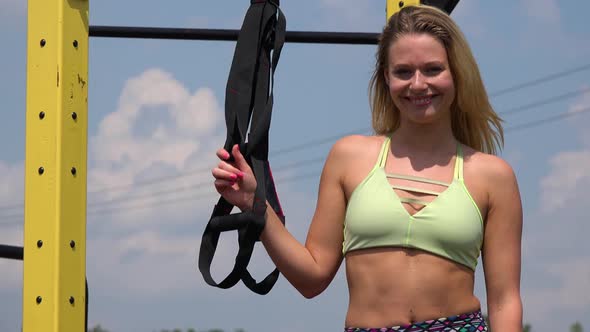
[211,5,523,332]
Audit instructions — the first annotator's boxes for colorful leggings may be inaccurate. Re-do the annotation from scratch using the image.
[344,309,488,332]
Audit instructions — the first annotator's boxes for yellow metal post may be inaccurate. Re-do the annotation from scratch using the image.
[387,0,421,20]
[23,0,89,331]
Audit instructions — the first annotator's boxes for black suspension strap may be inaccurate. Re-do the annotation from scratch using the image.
[198,0,286,295]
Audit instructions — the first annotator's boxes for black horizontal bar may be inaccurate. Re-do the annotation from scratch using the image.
[89,26,379,45]
[0,244,23,261]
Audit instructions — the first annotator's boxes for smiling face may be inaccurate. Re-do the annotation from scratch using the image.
[384,33,456,126]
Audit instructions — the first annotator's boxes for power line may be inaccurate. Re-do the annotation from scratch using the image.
[0,157,326,220]
[499,87,590,116]
[490,63,590,97]
[1,98,588,218]
[85,156,325,209]
[506,106,590,132]
[2,106,589,226]
[1,64,589,214]
[0,171,321,226]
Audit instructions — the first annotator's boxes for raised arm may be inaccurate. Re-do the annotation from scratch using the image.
[481,157,523,331]
[213,139,350,298]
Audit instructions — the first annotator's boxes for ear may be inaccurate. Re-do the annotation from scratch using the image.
[383,68,390,86]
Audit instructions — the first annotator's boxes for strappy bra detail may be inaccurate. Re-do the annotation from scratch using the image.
[342,136,484,271]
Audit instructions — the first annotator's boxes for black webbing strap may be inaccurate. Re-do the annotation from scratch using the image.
[421,0,460,14]
[198,0,286,295]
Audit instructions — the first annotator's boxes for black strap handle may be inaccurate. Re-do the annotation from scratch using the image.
[198,0,286,295]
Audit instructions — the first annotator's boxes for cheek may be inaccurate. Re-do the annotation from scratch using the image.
[388,80,407,97]
[437,76,456,102]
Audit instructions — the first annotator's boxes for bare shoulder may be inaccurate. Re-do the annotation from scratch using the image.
[327,134,383,162]
[324,135,385,197]
[462,145,519,189]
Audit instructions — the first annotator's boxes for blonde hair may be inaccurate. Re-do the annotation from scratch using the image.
[369,5,504,155]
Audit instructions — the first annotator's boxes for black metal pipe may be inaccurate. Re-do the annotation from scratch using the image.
[89,25,380,45]
[0,244,24,261]
[0,243,89,330]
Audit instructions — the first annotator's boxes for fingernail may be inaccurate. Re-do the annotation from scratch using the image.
[237,172,244,178]
[230,174,238,180]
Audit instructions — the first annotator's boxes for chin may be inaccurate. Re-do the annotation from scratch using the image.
[406,108,442,124]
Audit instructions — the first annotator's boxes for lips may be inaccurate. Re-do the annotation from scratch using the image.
[405,95,437,107]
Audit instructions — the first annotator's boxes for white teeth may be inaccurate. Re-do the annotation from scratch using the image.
[411,97,431,105]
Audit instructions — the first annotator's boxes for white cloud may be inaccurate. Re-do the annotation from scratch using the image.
[0,227,23,289]
[523,257,590,324]
[530,83,590,329]
[0,161,24,286]
[87,230,205,296]
[88,68,224,227]
[539,150,590,213]
[0,161,24,219]
[539,88,590,213]
[569,86,590,114]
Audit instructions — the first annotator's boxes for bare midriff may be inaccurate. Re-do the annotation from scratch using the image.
[344,247,481,329]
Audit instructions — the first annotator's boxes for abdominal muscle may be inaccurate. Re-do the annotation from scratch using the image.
[344,246,481,329]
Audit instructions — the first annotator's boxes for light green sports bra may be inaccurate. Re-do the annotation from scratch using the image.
[342,136,484,271]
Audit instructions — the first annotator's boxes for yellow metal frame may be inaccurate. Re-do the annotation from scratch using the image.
[387,0,421,20]
[23,0,89,331]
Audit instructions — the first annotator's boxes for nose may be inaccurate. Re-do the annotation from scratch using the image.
[409,71,428,92]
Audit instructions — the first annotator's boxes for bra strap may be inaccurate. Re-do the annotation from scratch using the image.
[377,136,391,168]
[454,143,464,180]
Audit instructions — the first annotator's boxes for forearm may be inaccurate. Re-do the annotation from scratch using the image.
[487,295,523,332]
[259,202,324,298]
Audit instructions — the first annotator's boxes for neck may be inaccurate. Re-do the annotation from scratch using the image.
[391,117,456,156]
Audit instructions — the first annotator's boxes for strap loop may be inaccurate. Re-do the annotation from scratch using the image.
[198,0,286,295]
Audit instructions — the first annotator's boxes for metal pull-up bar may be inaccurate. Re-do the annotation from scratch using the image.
[0,244,24,260]
[89,25,380,45]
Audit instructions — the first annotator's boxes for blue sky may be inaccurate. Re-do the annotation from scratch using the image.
[1,1,590,331]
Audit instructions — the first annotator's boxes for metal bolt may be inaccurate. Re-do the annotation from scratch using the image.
[40,39,46,47]
[69,296,75,305]
[399,1,404,8]
[36,296,42,304]
[71,167,77,176]
[70,240,76,248]
[73,40,78,48]
[38,167,44,175]
[71,112,77,120]
[37,240,43,248]
[39,111,45,119]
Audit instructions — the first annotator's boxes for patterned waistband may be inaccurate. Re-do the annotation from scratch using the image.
[344,309,487,332]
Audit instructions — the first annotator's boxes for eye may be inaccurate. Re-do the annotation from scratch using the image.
[424,66,444,75]
[392,68,413,78]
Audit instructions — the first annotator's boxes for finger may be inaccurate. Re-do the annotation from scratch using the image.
[214,178,236,189]
[216,161,244,178]
[216,148,231,161]
[231,144,251,171]
[212,167,240,182]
